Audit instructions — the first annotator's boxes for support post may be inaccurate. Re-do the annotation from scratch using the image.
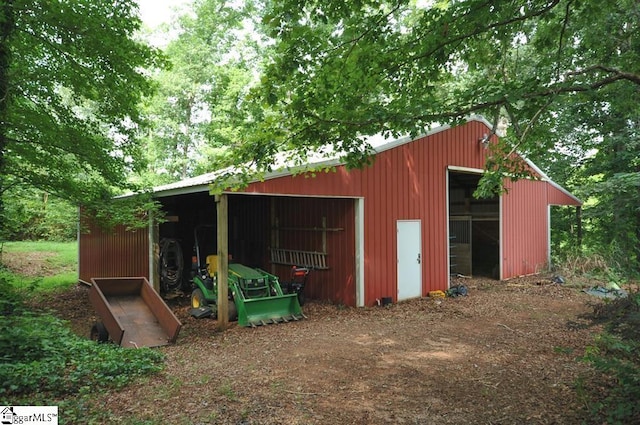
[149,214,160,292]
[216,194,229,329]
[576,205,583,250]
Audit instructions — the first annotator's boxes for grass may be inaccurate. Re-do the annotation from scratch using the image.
[0,240,166,424]
[0,240,77,292]
[1,240,77,266]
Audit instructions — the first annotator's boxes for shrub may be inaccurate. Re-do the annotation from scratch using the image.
[582,291,640,424]
[0,280,164,397]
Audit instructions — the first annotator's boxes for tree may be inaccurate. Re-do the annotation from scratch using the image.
[228,0,639,182]
[2,186,77,241]
[574,83,640,273]
[139,0,266,184]
[0,0,166,237]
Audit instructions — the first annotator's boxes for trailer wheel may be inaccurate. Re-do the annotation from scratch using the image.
[90,322,109,343]
[191,288,208,309]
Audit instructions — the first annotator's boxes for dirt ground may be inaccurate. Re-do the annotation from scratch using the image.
[1,251,75,277]
[40,274,606,425]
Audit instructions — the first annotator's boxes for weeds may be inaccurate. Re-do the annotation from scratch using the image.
[0,278,165,401]
[581,291,640,424]
[218,381,237,400]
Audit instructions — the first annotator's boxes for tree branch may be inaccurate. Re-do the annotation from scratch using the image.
[333,1,404,54]
[409,0,562,64]
[15,26,98,83]
[566,65,640,85]
[555,0,574,81]
[303,70,633,133]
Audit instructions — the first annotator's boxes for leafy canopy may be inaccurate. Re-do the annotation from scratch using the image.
[0,0,167,234]
[222,0,640,184]
[138,0,267,186]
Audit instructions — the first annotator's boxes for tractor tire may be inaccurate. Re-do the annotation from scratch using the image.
[209,301,238,321]
[191,288,208,309]
[297,290,306,306]
[228,299,238,321]
[90,322,109,343]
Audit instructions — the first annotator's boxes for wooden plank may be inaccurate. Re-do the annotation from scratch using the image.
[150,218,160,292]
[216,194,229,329]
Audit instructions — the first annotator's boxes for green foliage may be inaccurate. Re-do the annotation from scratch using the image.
[537,81,640,276]
[2,187,77,241]
[0,240,77,293]
[2,240,77,265]
[81,191,164,232]
[0,282,164,398]
[0,268,77,294]
[0,243,162,401]
[139,0,266,183]
[0,0,169,238]
[582,292,640,424]
[247,0,640,181]
[0,272,20,316]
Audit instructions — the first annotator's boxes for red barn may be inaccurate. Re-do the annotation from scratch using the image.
[79,117,581,307]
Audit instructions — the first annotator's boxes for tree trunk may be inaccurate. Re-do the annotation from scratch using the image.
[0,0,15,237]
[636,164,640,274]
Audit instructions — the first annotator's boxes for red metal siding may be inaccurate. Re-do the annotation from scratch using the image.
[270,197,356,306]
[245,120,497,306]
[79,117,579,305]
[79,221,149,283]
[78,120,580,307]
[501,179,549,278]
[547,184,581,206]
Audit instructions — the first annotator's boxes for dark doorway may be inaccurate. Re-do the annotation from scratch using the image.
[448,171,500,278]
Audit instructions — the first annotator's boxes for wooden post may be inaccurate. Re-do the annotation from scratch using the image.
[576,205,583,250]
[216,194,229,329]
[322,216,327,254]
[149,214,160,293]
[270,198,278,274]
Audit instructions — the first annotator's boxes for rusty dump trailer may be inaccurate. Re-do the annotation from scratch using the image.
[89,277,182,348]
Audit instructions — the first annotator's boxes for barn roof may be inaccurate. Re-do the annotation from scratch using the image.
[149,116,581,205]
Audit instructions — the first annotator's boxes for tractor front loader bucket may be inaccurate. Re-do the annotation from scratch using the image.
[235,292,305,327]
[225,263,306,327]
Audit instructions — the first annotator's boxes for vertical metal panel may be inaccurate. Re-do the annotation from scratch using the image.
[501,179,549,278]
[79,217,149,283]
[547,184,582,206]
[270,197,356,306]
[77,120,578,307]
[355,198,365,307]
[245,120,497,306]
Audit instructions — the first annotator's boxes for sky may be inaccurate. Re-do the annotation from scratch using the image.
[137,0,191,28]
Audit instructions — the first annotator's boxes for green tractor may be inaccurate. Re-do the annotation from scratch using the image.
[189,227,305,327]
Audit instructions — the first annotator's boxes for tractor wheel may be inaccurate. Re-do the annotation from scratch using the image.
[191,288,208,309]
[297,290,306,306]
[90,322,109,343]
[228,299,238,321]
[207,301,237,321]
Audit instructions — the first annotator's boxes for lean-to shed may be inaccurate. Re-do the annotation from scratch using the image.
[79,117,581,307]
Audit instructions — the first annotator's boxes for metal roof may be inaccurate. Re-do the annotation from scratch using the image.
[148,115,581,205]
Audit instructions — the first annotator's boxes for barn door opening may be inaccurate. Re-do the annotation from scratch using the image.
[449,216,471,276]
[448,170,500,279]
[397,220,422,300]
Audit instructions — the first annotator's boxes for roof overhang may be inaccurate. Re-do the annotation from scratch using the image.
[141,115,581,206]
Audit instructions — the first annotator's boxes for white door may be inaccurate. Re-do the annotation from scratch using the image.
[397,220,422,300]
